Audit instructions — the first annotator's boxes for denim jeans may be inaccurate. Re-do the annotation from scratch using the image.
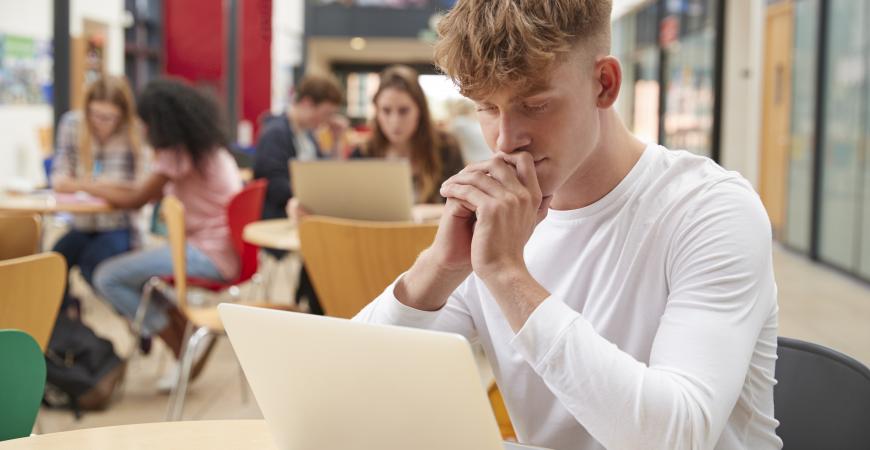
[93,244,224,336]
[52,229,131,310]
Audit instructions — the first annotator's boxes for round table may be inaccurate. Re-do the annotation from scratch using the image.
[0,420,276,449]
[243,219,300,252]
[0,192,113,215]
[242,204,445,252]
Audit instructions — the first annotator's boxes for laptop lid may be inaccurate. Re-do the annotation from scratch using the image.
[290,159,414,221]
[219,303,505,450]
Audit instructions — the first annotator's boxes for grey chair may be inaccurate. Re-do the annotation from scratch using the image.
[774,336,870,450]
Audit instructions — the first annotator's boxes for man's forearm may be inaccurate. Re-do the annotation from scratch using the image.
[481,266,550,332]
[394,248,471,311]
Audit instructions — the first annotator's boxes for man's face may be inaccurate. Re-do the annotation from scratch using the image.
[473,49,602,198]
[297,98,339,130]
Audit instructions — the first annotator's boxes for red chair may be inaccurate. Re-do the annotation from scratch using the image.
[174,178,267,295]
[130,179,271,355]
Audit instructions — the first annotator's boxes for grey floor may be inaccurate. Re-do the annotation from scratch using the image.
[34,244,870,433]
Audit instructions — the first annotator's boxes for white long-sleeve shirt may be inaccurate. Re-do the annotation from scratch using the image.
[354,145,783,450]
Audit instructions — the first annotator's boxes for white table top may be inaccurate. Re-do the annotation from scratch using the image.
[242,204,445,252]
[0,191,113,215]
[0,420,275,450]
[0,420,549,450]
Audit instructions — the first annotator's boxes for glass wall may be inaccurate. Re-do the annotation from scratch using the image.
[784,0,819,252]
[613,2,662,145]
[661,0,718,157]
[613,0,719,156]
[818,0,867,271]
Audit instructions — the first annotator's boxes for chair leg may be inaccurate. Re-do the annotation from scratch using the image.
[165,324,209,421]
[129,277,161,358]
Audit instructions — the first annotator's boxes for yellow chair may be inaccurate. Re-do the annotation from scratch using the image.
[0,214,41,260]
[298,216,438,319]
[0,252,66,351]
[488,381,517,440]
[140,195,295,421]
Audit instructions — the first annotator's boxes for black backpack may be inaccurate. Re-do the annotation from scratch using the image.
[43,313,126,418]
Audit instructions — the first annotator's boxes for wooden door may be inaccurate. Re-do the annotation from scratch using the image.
[760,1,794,238]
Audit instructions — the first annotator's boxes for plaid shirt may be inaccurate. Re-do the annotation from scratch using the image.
[52,111,145,232]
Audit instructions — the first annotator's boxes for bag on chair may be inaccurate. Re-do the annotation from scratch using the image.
[42,313,126,418]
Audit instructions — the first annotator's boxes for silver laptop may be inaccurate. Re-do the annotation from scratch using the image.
[219,304,550,450]
[290,159,414,221]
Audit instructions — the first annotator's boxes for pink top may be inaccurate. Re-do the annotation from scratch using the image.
[153,148,242,280]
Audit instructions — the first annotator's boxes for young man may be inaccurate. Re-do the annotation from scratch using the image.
[253,74,343,315]
[354,1,782,449]
[254,74,343,222]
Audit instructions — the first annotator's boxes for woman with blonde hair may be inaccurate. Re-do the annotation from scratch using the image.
[352,65,464,204]
[51,75,144,312]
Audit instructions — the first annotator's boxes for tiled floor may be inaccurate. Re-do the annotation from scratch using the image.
[34,244,870,434]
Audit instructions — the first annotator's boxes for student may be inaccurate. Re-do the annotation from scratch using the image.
[253,74,343,315]
[354,1,782,449]
[89,79,242,378]
[51,75,145,313]
[351,65,465,204]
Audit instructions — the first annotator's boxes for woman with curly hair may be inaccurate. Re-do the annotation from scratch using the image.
[87,79,241,375]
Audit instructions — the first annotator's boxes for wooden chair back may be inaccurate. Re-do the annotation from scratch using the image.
[298,216,437,319]
[0,252,66,351]
[0,214,40,260]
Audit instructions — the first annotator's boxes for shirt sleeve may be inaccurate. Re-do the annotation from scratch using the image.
[510,179,777,449]
[152,150,192,180]
[353,274,478,342]
[51,111,79,179]
[253,124,293,215]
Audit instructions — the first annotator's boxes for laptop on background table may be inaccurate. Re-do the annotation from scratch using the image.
[219,304,551,450]
[290,159,414,221]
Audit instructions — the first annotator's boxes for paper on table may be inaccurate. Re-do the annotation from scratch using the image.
[53,191,109,206]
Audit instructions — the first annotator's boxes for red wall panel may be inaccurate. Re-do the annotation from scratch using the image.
[242,0,272,137]
[163,0,272,138]
[163,0,224,91]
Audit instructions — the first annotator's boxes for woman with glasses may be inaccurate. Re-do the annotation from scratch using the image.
[51,75,145,313]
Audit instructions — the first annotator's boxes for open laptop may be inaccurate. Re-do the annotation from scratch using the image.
[219,304,550,450]
[290,159,414,221]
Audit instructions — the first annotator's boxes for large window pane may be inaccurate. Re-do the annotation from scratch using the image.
[819,0,866,270]
[784,0,819,252]
[661,0,717,157]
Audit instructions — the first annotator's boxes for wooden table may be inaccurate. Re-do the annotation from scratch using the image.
[0,191,113,215]
[0,420,275,449]
[242,218,300,252]
[0,420,548,449]
[242,204,445,252]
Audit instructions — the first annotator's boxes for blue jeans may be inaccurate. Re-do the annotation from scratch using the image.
[93,244,224,336]
[52,229,131,310]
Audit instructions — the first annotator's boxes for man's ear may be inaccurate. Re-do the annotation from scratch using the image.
[595,56,622,109]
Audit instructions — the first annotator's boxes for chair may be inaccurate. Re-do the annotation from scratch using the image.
[132,179,270,354]
[298,216,438,319]
[488,381,517,440]
[0,252,66,351]
[0,214,40,260]
[139,195,295,421]
[0,330,47,441]
[165,178,268,296]
[775,336,870,449]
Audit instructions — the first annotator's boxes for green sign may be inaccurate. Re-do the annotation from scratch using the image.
[4,35,34,59]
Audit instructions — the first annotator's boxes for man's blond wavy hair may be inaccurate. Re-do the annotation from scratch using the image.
[434,0,612,100]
